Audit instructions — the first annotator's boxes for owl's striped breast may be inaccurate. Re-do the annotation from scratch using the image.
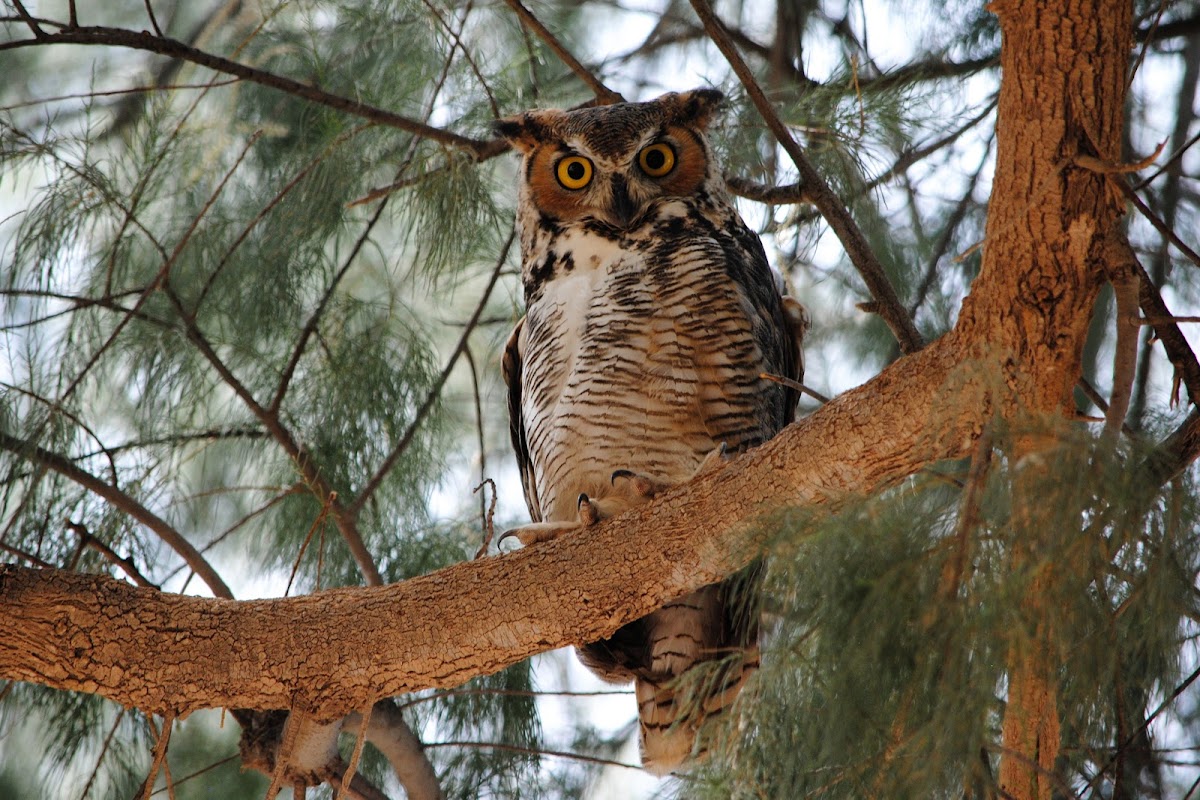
[520,214,784,523]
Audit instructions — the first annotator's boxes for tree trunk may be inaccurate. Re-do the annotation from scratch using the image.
[977,0,1132,796]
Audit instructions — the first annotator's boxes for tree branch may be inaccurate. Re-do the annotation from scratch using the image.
[0,433,232,598]
[0,25,501,159]
[498,0,623,104]
[688,0,925,354]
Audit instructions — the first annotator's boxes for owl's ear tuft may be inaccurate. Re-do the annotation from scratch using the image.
[674,88,725,129]
[493,114,549,154]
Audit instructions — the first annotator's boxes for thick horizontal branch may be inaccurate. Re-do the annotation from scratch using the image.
[1,336,971,720]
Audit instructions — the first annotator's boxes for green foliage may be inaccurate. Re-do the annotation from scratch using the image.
[689,428,1199,798]
[2,0,1198,797]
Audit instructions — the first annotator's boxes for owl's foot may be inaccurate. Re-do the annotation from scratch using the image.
[499,493,602,548]
[608,444,732,504]
[694,442,731,477]
[609,470,672,501]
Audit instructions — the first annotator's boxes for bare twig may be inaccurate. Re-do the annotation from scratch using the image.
[499,0,623,103]
[79,709,127,800]
[142,0,163,37]
[1135,128,1200,189]
[425,740,641,769]
[0,79,240,113]
[1115,178,1200,269]
[760,372,831,404]
[351,229,516,514]
[1132,255,1200,409]
[285,493,336,596]
[473,478,498,559]
[149,754,240,796]
[1146,409,1200,486]
[138,712,176,800]
[0,432,232,598]
[10,0,47,38]
[64,520,157,588]
[724,174,811,204]
[1104,242,1141,442]
[908,131,994,317]
[688,0,924,354]
[338,705,374,800]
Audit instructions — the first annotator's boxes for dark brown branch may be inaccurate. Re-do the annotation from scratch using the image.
[0,432,231,598]
[1132,253,1200,409]
[1146,409,1200,485]
[724,174,811,204]
[688,0,924,354]
[10,0,47,38]
[0,26,501,159]
[499,0,623,104]
[65,520,157,588]
[1117,179,1200,269]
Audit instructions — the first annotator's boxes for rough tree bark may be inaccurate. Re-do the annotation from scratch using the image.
[0,0,1131,793]
[978,0,1132,796]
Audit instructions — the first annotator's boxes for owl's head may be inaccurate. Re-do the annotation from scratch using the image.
[495,89,725,231]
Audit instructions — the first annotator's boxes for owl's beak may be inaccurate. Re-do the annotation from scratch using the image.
[607,175,639,230]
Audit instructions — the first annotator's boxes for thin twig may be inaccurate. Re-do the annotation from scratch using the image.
[724,174,811,204]
[760,372,831,404]
[351,229,516,514]
[473,478,498,559]
[0,432,232,598]
[1085,663,1200,798]
[688,0,924,354]
[65,520,158,588]
[425,740,641,769]
[143,0,164,37]
[78,708,125,800]
[499,0,623,103]
[0,79,241,112]
[195,123,376,315]
[149,754,240,796]
[465,346,490,533]
[338,705,374,800]
[1133,254,1200,408]
[0,26,502,159]
[1135,128,1200,189]
[285,493,336,596]
[11,0,46,38]
[1115,177,1200,268]
[138,712,176,800]
[1103,239,1141,442]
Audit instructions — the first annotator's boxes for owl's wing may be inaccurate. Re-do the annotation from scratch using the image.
[502,317,543,523]
[779,294,810,425]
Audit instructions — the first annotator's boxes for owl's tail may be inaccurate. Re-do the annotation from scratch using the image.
[635,586,760,776]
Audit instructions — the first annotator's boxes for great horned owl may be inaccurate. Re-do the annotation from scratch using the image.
[495,89,806,774]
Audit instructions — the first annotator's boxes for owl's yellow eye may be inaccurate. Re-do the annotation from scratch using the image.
[555,156,593,190]
[638,143,676,177]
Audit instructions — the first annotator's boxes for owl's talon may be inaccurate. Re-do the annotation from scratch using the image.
[578,493,601,526]
[610,470,671,500]
[498,521,581,548]
[694,443,732,477]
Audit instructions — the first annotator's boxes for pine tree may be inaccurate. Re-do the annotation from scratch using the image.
[1,0,1198,798]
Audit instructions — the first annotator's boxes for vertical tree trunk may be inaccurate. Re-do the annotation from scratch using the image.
[976,0,1133,796]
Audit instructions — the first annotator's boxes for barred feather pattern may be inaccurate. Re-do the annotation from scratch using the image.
[499,91,804,774]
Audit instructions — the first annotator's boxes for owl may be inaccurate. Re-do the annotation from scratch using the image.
[495,89,807,774]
